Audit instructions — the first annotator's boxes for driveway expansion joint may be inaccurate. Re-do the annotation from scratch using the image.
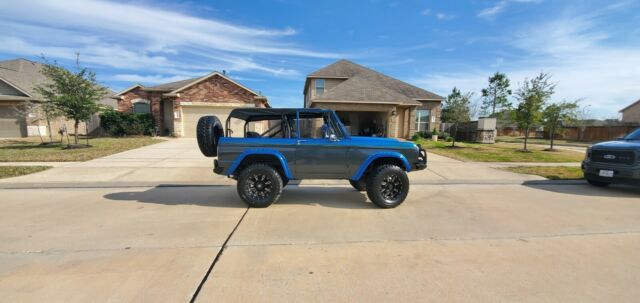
[190,206,250,303]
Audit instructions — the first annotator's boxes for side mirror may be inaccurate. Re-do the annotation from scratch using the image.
[329,134,339,142]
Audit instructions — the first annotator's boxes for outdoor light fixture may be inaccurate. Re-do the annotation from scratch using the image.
[391,110,397,116]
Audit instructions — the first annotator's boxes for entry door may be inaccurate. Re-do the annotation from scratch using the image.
[294,114,348,179]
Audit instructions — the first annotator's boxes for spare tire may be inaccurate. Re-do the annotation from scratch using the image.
[196,116,224,157]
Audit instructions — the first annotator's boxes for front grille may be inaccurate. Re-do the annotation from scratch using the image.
[591,150,636,165]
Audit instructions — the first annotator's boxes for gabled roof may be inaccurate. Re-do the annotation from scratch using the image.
[0,58,115,106]
[306,59,444,104]
[620,99,640,112]
[116,72,263,98]
[314,75,421,105]
[0,58,48,99]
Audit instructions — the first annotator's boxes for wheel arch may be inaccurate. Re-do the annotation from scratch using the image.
[351,152,411,181]
[226,149,293,180]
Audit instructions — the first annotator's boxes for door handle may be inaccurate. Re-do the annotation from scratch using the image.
[297,140,308,144]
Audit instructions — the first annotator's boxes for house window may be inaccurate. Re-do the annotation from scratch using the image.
[415,109,430,132]
[132,99,151,114]
[314,79,325,96]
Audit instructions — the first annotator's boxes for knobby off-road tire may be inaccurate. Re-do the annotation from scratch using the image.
[237,164,283,208]
[196,116,223,157]
[366,165,409,208]
[586,177,610,187]
[349,179,366,191]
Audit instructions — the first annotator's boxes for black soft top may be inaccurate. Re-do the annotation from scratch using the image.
[228,108,331,121]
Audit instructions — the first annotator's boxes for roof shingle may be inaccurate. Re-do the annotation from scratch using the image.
[307,60,443,104]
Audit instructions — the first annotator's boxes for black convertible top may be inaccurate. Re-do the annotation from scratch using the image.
[228,108,331,121]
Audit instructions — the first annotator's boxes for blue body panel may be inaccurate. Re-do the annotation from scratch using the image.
[225,148,294,179]
[351,152,411,181]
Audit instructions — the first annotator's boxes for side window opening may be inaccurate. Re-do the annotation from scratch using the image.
[297,112,336,139]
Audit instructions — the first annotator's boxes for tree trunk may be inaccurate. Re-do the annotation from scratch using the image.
[550,125,555,150]
[74,120,79,145]
[46,118,53,143]
[523,126,529,151]
[452,124,457,147]
[36,122,44,143]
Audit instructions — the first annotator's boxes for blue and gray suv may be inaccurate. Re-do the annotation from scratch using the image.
[196,108,427,208]
[582,128,640,187]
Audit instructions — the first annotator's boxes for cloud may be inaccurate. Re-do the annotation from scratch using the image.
[412,12,640,119]
[478,0,542,19]
[0,0,339,83]
[420,8,454,20]
[436,13,455,20]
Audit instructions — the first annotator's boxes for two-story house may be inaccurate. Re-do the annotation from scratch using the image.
[303,60,443,139]
[620,99,640,123]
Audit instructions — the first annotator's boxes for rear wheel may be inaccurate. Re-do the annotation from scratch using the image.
[586,177,610,187]
[237,164,283,208]
[196,116,223,157]
[365,165,409,208]
[349,179,366,191]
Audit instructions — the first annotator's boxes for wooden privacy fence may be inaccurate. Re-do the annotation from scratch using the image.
[497,123,640,142]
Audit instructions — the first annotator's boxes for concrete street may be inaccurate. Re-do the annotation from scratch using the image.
[1,139,639,302]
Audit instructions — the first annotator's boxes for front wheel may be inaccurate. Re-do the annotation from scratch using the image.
[366,165,409,208]
[237,164,283,208]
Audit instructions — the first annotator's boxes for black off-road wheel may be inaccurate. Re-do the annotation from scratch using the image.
[196,116,223,157]
[237,164,283,208]
[349,179,366,191]
[366,165,409,208]
[586,177,610,187]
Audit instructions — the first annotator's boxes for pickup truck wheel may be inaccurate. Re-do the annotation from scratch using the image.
[237,164,283,208]
[366,165,409,208]
[349,179,366,191]
[586,177,610,187]
[196,116,223,157]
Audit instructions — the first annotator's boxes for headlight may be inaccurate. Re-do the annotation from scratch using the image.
[585,148,591,160]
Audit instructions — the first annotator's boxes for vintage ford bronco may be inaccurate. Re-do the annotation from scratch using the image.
[196,108,426,208]
[582,127,640,187]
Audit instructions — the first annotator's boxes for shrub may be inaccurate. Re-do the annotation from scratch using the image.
[100,109,155,136]
[411,133,422,141]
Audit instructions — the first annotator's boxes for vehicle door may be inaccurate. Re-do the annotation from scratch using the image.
[294,111,349,179]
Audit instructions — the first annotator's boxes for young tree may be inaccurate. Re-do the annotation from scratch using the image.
[542,100,578,150]
[442,87,472,147]
[515,73,556,151]
[36,55,107,145]
[481,72,512,116]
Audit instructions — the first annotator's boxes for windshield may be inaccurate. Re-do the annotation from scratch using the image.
[623,128,640,140]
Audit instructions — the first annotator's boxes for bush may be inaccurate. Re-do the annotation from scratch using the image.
[100,109,155,136]
[411,133,422,141]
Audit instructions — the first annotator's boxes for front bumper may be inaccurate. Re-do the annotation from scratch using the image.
[415,146,427,170]
[582,160,640,185]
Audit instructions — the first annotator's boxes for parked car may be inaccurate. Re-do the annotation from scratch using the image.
[196,108,427,208]
[582,128,640,186]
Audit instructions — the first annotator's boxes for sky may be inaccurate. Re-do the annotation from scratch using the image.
[1,0,639,118]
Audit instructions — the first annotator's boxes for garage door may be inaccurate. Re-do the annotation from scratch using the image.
[0,106,25,137]
[182,106,246,138]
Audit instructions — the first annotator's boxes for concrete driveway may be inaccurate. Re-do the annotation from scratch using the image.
[1,139,639,302]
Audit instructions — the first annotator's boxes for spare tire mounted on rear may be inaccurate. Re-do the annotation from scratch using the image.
[196,116,224,157]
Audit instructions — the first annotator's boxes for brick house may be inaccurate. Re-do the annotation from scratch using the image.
[304,60,443,139]
[114,71,269,137]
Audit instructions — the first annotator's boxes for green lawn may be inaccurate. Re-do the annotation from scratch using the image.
[416,139,585,162]
[496,136,593,148]
[0,166,52,179]
[501,166,584,180]
[0,137,163,162]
